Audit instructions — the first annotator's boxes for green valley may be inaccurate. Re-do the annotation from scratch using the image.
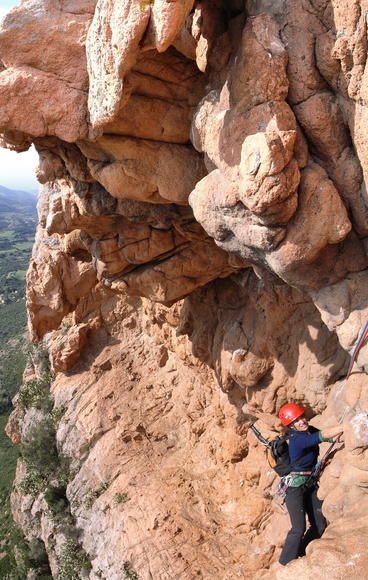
[0,185,38,305]
[0,184,38,412]
[0,184,38,573]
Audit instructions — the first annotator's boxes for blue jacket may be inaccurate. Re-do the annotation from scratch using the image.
[288,426,323,471]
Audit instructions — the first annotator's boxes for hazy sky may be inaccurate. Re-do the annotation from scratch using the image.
[0,0,40,192]
[0,147,40,192]
[0,0,19,20]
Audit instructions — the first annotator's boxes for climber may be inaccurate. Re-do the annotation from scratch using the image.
[277,403,343,566]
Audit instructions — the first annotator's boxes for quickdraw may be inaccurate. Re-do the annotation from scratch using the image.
[272,476,290,510]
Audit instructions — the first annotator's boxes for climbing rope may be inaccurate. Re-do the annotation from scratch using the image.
[311,439,337,480]
[346,320,368,380]
[301,322,368,487]
[337,320,368,423]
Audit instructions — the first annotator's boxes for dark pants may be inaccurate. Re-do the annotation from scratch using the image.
[279,484,327,566]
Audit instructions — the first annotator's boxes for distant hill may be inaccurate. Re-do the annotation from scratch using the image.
[0,181,38,304]
[0,184,38,213]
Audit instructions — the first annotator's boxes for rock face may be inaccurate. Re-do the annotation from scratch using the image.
[2,0,368,578]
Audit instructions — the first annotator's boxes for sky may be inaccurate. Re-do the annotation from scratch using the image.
[0,0,40,192]
[0,0,19,20]
[0,146,40,192]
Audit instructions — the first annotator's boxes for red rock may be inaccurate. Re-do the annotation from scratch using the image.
[1,0,368,577]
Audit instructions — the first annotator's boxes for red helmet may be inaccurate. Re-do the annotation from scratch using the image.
[278,403,305,426]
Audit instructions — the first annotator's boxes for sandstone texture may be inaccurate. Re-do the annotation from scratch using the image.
[2,0,368,579]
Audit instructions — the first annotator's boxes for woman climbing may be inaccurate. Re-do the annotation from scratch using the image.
[278,403,343,566]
